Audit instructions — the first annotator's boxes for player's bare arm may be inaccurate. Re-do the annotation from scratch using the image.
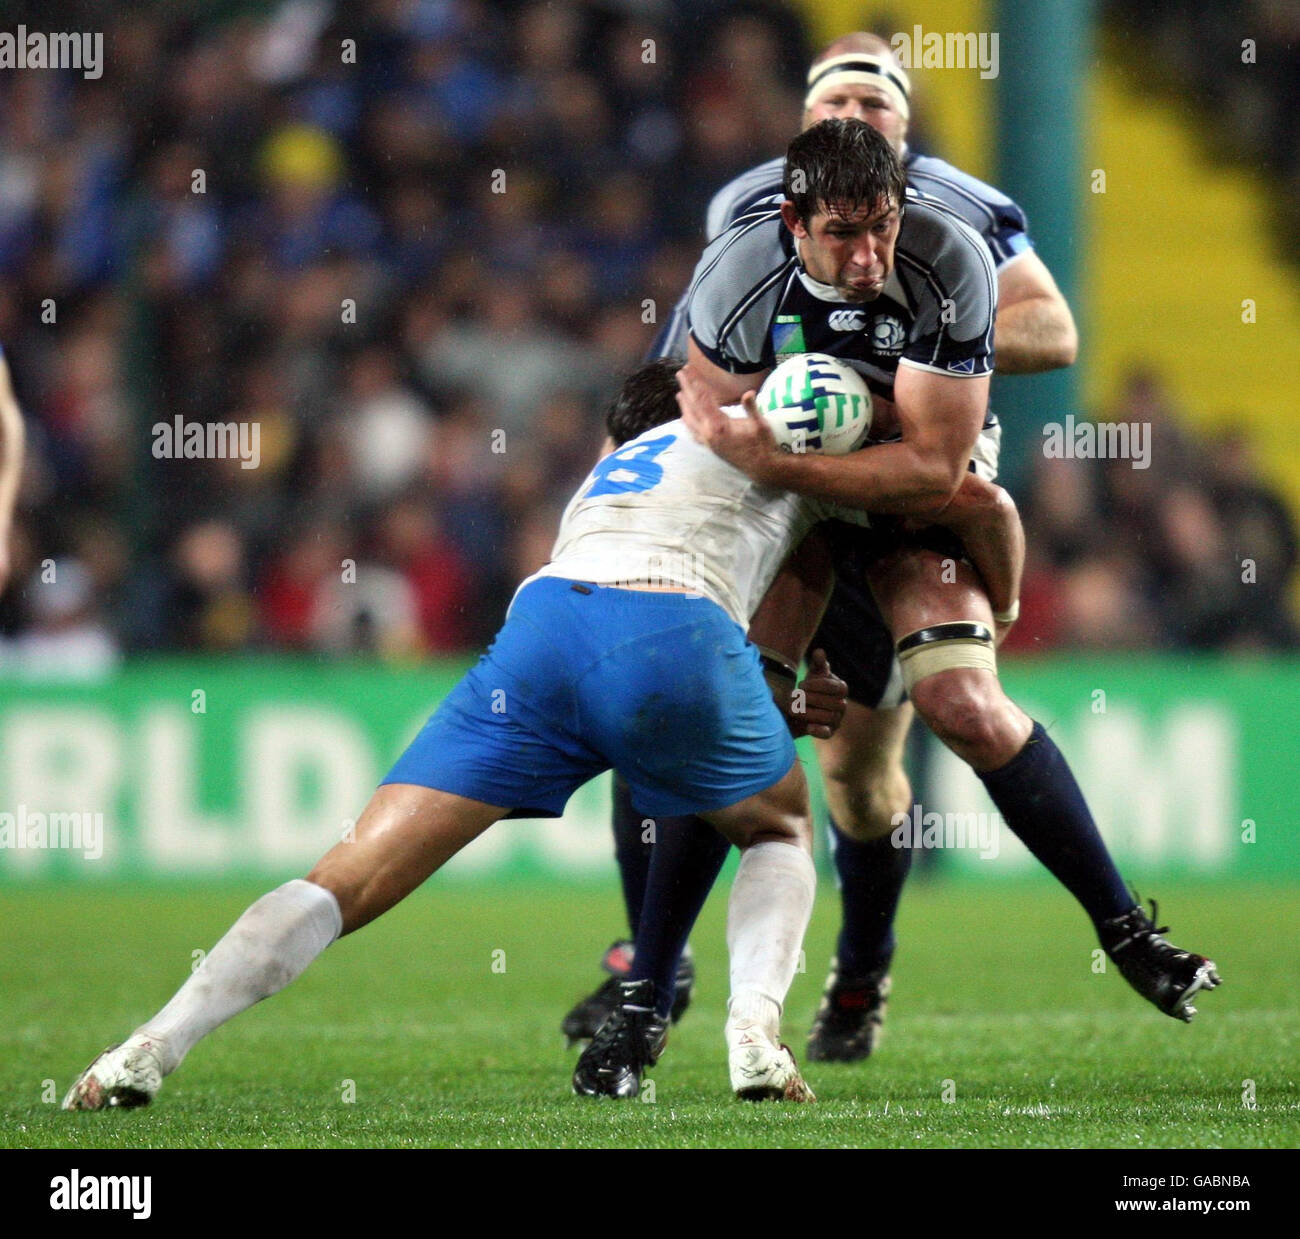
[679,361,987,518]
[685,335,770,405]
[746,527,846,741]
[752,552,848,742]
[0,353,25,593]
[993,250,1079,373]
[926,472,1025,641]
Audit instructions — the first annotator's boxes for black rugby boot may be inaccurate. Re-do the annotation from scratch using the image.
[1100,899,1222,1021]
[571,980,669,1098]
[562,941,694,1043]
[807,959,891,1062]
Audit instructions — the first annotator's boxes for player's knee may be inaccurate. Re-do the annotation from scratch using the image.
[757,794,812,847]
[896,621,1014,763]
[911,673,1007,761]
[823,764,911,841]
[707,759,812,850]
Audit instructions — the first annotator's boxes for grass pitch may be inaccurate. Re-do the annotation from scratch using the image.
[2,879,1297,1149]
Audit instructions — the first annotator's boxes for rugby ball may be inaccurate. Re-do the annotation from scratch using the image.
[755,353,872,455]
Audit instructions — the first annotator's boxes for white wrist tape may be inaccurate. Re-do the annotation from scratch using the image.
[993,600,1020,626]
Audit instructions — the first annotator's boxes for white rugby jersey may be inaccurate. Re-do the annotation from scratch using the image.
[528,416,866,629]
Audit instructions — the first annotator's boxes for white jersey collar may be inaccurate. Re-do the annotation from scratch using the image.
[795,240,909,309]
[795,242,857,303]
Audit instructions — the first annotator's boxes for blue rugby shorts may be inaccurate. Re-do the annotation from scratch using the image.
[382,577,796,817]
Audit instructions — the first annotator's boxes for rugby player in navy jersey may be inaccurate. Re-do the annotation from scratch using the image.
[565,33,1088,1052]
[571,117,1219,1096]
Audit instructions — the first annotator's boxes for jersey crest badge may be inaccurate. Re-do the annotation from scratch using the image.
[870,314,906,356]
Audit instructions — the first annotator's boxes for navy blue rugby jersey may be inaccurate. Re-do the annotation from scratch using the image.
[684,193,997,404]
[651,148,1028,362]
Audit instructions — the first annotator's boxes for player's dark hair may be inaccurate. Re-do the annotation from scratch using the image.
[606,359,684,446]
[783,118,906,224]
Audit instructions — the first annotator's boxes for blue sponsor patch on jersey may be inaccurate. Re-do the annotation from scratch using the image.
[771,315,805,357]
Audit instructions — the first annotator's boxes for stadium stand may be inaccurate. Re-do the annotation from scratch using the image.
[0,0,1293,667]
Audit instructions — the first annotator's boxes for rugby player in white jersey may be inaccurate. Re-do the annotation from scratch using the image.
[62,331,1024,1108]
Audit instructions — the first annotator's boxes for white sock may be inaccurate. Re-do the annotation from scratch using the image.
[135,879,342,1074]
[726,841,816,1037]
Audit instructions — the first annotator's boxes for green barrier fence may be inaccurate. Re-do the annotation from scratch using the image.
[0,657,1293,882]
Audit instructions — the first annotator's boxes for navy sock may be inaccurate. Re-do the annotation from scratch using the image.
[979,721,1133,926]
[629,815,731,1019]
[831,819,911,979]
[611,776,652,936]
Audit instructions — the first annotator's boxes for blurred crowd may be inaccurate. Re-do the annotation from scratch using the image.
[0,0,1294,674]
[1007,368,1297,654]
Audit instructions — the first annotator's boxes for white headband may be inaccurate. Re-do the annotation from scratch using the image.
[804,52,911,121]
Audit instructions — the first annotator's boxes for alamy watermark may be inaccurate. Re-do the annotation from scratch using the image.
[1042,415,1151,470]
[0,27,103,79]
[891,803,1001,860]
[152,416,261,469]
[0,805,103,860]
[50,1171,151,1220]
[602,551,706,596]
[891,26,999,79]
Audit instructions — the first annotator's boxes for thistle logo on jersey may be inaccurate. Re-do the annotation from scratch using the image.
[870,314,906,355]
[756,353,873,456]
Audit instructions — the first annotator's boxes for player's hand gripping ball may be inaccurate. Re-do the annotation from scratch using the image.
[755,353,873,455]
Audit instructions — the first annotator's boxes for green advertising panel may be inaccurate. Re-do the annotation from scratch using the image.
[925,658,1295,881]
[0,657,1294,883]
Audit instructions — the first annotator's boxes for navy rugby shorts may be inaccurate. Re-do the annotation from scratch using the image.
[814,518,971,710]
